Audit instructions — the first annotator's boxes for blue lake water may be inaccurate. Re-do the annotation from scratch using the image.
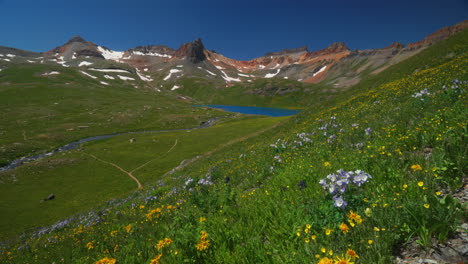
[197,105,301,117]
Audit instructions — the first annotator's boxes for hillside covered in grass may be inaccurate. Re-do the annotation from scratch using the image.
[0,30,467,264]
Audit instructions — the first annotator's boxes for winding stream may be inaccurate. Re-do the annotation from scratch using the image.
[0,118,219,173]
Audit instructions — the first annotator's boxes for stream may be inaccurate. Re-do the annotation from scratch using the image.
[0,118,219,173]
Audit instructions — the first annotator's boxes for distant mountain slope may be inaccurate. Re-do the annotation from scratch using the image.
[1,21,466,91]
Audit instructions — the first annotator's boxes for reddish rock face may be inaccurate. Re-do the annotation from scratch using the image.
[173,38,207,63]
[408,20,468,48]
[383,42,405,49]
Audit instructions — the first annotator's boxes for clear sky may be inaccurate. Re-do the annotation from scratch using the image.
[0,0,466,60]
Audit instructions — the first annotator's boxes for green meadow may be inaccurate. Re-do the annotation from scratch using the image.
[0,30,467,264]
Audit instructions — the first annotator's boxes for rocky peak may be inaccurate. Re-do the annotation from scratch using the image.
[173,38,206,63]
[383,42,405,49]
[324,42,350,53]
[264,46,308,57]
[408,20,468,48]
[65,35,88,45]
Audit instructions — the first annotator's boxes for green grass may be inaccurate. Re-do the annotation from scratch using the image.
[0,115,286,240]
[0,30,466,264]
[0,63,232,166]
[172,77,332,109]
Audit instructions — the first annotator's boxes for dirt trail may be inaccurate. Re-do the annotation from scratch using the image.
[131,139,178,174]
[86,153,143,189]
[164,120,285,176]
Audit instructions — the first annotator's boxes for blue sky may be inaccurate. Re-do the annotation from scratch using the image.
[0,0,466,60]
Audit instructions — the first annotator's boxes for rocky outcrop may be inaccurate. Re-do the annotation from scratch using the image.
[128,45,175,56]
[75,49,105,59]
[383,42,405,49]
[265,46,308,57]
[408,20,468,48]
[173,38,207,63]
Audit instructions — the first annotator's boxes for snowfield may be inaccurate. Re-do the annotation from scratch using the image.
[313,65,327,77]
[171,85,180,90]
[90,68,130,73]
[220,70,241,82]
[79,61,93,67]
[265,69,280,78]
[118,75,135,81]
[136,70,153,82]
[206,70,217,76]
[41,71,60,76]
[132,51,171,58]
[80,71,98,79]
[97,46,124,60]
[163,69,182,81]
[104,75,115,80]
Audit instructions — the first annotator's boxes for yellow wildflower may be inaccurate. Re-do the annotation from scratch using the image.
[124,224,132,233]
[199,217,206,222]
[334,254,354,264]
[95,257,116,264]
[324,161,331,167]
[164,238,173,246]
[339,223,350,233]
[149,254,162,264]
[325,228,333,236]
[424,204,430,209]
[317,257,334,264]
[411,164,423,171]
[346,249,359,259]
[157,240,165,250]
[86,242,94,250]
[196,239,210,251]
[418,181,424,187]
[368,240,373,244]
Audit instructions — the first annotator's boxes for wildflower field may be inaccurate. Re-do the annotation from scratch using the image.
[1,30,467,263]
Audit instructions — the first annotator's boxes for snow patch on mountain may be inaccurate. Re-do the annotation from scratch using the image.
[265,69,280,78]
[132,51,171,58]
[104,75,115,80]
[97,46,124,60]
[171,85,180,90]
[90,68,129,73]
[41,71,60,76]
[206,70,216,76]
[238,73,250,77]
[6,54,16,58]
[136,69,153,82]
[118,75,135,81]
[163,69,182,81]
[313,65,327,77]
[100,81,109,86]
[80,71,97,79]
[79,61,93,67]
[220,70,241,82]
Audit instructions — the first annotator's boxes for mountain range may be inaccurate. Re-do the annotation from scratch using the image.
[1,20,467,91]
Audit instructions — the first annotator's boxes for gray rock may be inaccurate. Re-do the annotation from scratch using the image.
[435,246,463,263]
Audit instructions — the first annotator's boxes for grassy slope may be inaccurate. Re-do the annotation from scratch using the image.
[173,77,332,109]
[0,115,287,240]
[0,30,466,263]
[0,63,230,166]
